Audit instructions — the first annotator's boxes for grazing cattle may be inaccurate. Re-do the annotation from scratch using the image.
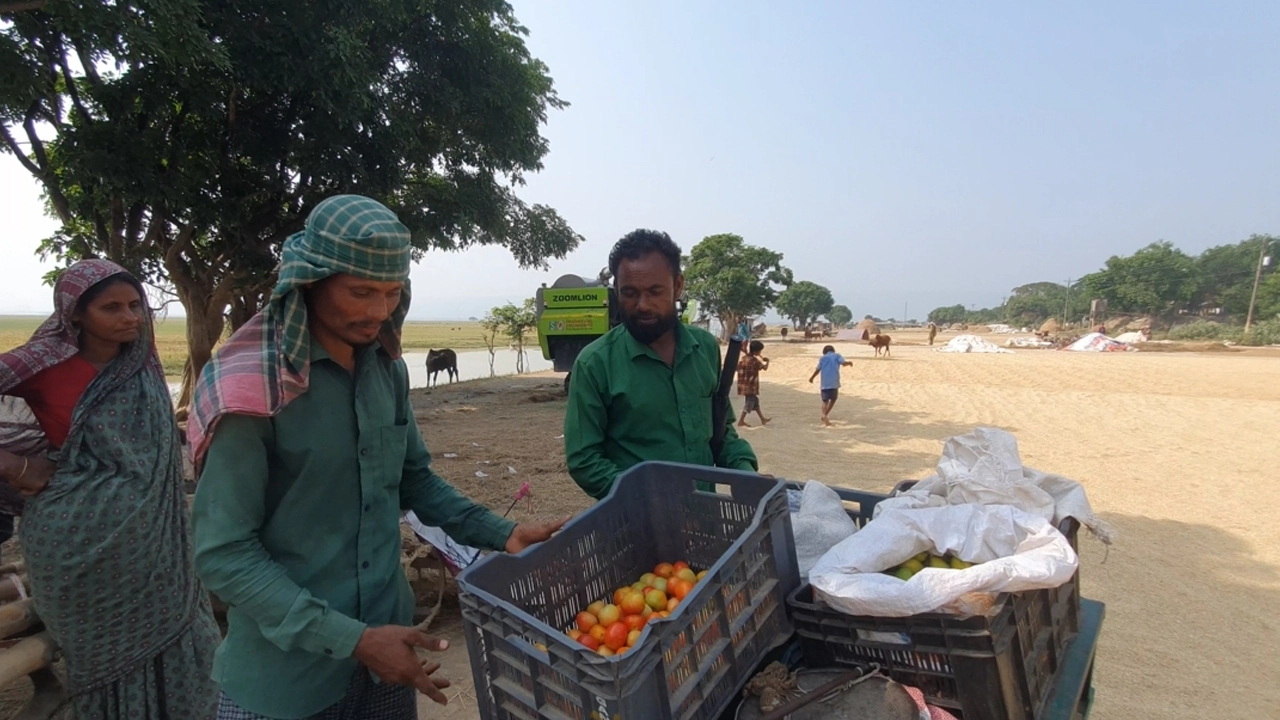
[426,348,459,386]
[861,329,892,357]
[780,327,789,339]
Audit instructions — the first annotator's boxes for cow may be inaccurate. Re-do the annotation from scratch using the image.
[426,348,459,386]
[861,329,892,357]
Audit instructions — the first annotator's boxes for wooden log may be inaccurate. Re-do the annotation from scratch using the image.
[12,669,66,720]
[0,574,28,604]
[0,632,56,687]
[0,598,38,639]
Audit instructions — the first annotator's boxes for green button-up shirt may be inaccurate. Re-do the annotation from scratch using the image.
[192,340,515,719]
[564,323,758,499]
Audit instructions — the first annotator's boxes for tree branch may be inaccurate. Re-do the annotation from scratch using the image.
[108,198,125,261]
[56,45,92,124]
[73,42,101,87]
[164,225,197,283]
[125,202,146,247]
[0,1,47,13]
[19,109,73,224]
[21,107,51,171]
[0,126,42,178]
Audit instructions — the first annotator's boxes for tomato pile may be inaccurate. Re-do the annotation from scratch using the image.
[565,561,708,657]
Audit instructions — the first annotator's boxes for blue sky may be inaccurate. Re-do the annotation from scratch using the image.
[2,1,1278,320]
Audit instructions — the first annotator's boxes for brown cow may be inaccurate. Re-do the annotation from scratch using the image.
[860,329,892,357]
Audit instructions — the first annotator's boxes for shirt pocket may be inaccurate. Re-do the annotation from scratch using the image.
[381,422,410,487]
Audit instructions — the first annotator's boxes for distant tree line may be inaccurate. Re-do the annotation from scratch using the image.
[928,236,1279,331]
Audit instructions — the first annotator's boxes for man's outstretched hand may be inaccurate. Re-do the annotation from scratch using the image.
[505,517,571,553]
[352,626,452,705]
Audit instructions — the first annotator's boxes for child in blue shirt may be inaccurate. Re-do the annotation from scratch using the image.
[808,345,852,426]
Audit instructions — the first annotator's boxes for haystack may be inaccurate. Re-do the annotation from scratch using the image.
[1039,317,1061,334]
[855,318,880,335]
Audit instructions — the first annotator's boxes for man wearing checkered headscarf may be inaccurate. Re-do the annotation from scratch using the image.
[190,195,564,719]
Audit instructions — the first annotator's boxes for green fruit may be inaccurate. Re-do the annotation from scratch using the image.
[892,567,915,581]
[902,558,925,574]
[949,557,974,570]
[928,556,951,569]
[913,552,929,564]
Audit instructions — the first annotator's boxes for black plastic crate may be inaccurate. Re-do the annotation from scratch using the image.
[787,488,1081,720]
[458,461,801,720]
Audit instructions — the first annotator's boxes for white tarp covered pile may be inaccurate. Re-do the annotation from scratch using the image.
[936,334,1013,353]
[1006,336,1053,348]
[1066,332,1136,352]
[1113,331,1148,344]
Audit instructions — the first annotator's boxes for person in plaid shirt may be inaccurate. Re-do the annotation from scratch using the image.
[736,340,771,427]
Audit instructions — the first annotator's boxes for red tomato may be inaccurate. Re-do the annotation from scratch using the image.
[604,622,630,651]
[578,635,599,651]
[670,579,692,601]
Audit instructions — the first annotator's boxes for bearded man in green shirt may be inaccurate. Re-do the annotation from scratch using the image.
[564,229,760,500]
[189,195,564,720]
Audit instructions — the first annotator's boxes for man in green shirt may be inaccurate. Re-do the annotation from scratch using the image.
[564,229,759,500]
[189,195,564,720]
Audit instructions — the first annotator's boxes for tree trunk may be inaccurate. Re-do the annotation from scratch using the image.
[172,283,229,411]
[719,314,740,342]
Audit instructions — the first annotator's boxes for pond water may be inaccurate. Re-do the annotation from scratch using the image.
[168,348,554,398]
[402,348,553,387]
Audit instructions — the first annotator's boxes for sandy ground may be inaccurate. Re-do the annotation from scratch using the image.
[2,330,1277,718]
[406,331,1280,720]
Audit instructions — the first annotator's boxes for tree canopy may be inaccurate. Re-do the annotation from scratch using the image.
[927,304,967,324]
[683,234,791,339]
[1078,241,1199,315]
[926,235,1276,334]
[775,280,834,329]
[0,0,581,403]
[827,304,853,327]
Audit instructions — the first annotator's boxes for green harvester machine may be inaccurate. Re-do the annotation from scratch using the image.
[535,273,698,391]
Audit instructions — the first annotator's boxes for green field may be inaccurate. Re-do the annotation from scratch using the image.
[0,316,518,377]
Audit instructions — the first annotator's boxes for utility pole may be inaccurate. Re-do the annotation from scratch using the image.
[1063,278,1072,327]
[1244,237,1273,332]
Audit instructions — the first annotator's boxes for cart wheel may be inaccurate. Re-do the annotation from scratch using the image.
[563,372,571,395]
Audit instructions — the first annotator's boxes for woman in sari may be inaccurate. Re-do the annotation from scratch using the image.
[0,259,218,719]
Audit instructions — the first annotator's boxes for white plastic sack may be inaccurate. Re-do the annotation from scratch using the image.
[0,396,48,457]
[792,481,858,580]
[875,428,1114,544]
[810,504,1078,617]
[403,511,481,574]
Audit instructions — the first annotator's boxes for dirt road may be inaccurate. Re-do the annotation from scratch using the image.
[407,333,1280,719]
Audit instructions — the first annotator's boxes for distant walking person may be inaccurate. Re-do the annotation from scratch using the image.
[928,322,938,345]
[809,344,852,426]
[736,341,770,427]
